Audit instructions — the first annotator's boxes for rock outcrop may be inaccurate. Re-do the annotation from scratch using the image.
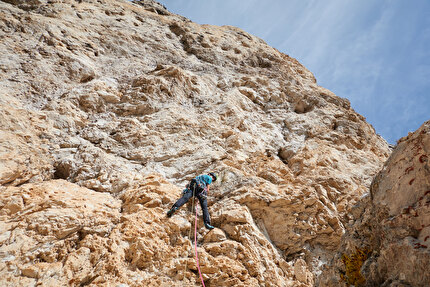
[319,121,430,287]
[0,0,402,286]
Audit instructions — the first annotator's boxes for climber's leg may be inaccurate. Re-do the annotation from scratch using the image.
[167,189,193,217]
[197,194,213,229]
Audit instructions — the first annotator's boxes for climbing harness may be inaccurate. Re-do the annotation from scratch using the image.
[182,184,206,286]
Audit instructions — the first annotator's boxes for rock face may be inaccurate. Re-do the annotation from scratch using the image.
[0,180,122,286]
[0,0,398,286]
[319,121,430,287]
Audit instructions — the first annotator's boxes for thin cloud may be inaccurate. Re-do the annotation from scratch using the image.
[159,0,430,143]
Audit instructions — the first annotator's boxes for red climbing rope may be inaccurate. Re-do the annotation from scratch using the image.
[194,204,206,287]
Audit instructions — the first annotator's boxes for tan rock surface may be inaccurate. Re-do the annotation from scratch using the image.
[0,0,394,286]
[319,121,430,287]
[0,180,121,286]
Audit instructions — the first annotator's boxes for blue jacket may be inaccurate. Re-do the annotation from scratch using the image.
[195,174,212,187]
[183,174,213,195]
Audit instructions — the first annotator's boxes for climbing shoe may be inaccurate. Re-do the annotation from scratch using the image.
[167,207,178,218]
[204,223,214,230]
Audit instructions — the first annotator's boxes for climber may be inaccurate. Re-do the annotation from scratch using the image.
[167,172,217,230]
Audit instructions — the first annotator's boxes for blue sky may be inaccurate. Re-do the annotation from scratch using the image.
[158,0,430,144]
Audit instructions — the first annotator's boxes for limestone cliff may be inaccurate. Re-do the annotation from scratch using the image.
[0,0,396,286]
[319,121,430,287]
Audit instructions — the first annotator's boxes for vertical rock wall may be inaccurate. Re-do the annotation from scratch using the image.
[0,0,397,286]
[319,121,430,286]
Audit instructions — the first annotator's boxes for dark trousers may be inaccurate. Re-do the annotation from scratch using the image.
[172,190,210,225]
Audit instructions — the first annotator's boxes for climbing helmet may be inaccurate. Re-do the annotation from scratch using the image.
[209,172,217,181]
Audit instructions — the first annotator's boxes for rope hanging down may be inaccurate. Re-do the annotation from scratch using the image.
[182,185,206,286]
[183,186,196,281]
[194,204,206,287]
